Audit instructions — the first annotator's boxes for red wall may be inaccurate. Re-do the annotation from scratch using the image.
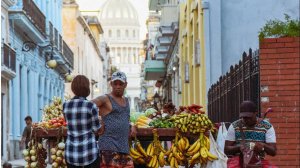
[260,37,300,167]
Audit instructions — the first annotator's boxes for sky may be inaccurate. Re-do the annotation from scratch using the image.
[76,0,149,41]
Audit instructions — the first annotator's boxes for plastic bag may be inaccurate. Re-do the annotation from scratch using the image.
[205,132,228,168]
[216,122,228,153]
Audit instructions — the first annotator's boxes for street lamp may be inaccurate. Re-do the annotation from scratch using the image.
[59,70,73,83]
[22,41,73,82]
[22,41,58,69]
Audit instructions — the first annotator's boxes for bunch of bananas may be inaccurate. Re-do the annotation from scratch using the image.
[129,140,149,165]
[135,116,152,128]
[165,132,189,167]
[172,113,214,134]
[187,132,218,166]
[130,129,166,168]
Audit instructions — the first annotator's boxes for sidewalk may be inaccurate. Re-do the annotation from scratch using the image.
[8,159,51,168]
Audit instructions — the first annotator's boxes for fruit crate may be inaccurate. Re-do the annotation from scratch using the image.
[32,127,67,139]
[136,128,201,141]
[32,127,201,141]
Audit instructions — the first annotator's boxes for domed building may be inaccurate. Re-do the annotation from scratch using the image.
[99,0,143,111]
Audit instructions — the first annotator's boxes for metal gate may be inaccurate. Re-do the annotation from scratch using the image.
[207,49,260,123]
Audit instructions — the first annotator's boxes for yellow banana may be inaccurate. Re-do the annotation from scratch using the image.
[147,156,154,167]
[205,136,210,150]
[187,139,199,153]
[130,148,143,159]
[138,116,149,120]
[168,153,173,163]
[191,152,200,161]
[136,141,148,157]
[187,140,200,155]
[170,157,175,168]
[207,151,218,160]
[136,119,149,125]
[150,155,158,168]
[200,147,208,158]
[177,138,185,152]
[183,137,190,150]
[174,158,178,168]
[146,143,153,156]
[172,147,184,161]
[158,151,165,167]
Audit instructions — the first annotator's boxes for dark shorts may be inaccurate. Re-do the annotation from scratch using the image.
[100,150,134,168]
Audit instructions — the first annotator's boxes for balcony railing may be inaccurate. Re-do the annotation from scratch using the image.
[63,40,74,68]
[54,28,59,49]
[2,43,16,72]
[22,0,46,35]
[59,34,62,53]
[49,22,54,44]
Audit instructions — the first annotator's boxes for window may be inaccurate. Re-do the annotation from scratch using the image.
[117,30,120,38]
[133,30,135,38]
[126,30,129,38]
[1,15,6,41]
[109,30,112,37]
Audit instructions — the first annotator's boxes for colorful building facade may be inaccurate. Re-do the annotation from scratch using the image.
[2,0,73,160]
[179,0,206,107]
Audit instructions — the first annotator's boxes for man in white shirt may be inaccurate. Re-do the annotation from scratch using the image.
[224,101,277,157]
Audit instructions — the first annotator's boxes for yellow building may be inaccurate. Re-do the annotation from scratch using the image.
[179,0,206,108]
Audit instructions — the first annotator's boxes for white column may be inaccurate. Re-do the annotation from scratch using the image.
[133,48,137,64]
[126,47,129,64]
[128,47,131,64]
[12,62,21,139]
[20,65,28,126]
[39,76,45,121]
[123,48,127,64]
[28,70,35,119]
[45,78,50,105]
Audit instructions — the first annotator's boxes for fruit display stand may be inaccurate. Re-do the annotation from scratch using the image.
[31,127,67,167]
[136,128,200,141]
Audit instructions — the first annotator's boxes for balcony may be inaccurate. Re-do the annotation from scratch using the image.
[155,53,167,60]
[62,40,74,69]
[9,0,46,42]
[156,46,169,54]
[158,36,172,46]
[1,43,16,80]
[159,26,173,36]
[148,0,167,11]
[144,60,166,80]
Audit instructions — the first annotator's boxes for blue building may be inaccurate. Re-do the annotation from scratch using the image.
[1,0,73,160]
[203,0,299,92]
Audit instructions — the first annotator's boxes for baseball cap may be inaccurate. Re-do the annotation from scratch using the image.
[111,71,127,83]
[239,101,257,118]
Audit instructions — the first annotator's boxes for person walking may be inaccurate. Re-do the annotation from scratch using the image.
[92,71,136,168]
[225,100,277,167]
[21,116,33,149]
[63,75,103,168]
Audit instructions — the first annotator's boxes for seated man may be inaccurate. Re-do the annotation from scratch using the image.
[225,101,277,166]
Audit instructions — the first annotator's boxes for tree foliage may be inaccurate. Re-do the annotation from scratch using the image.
[259,14,300,41]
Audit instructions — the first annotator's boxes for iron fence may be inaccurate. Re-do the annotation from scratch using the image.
[207,49,260,123]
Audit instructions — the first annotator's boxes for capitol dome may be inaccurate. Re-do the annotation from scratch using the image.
[100,0,140,26]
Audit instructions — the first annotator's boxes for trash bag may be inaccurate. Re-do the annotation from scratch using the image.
[216,122,228,153]
[205,132,228,168]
